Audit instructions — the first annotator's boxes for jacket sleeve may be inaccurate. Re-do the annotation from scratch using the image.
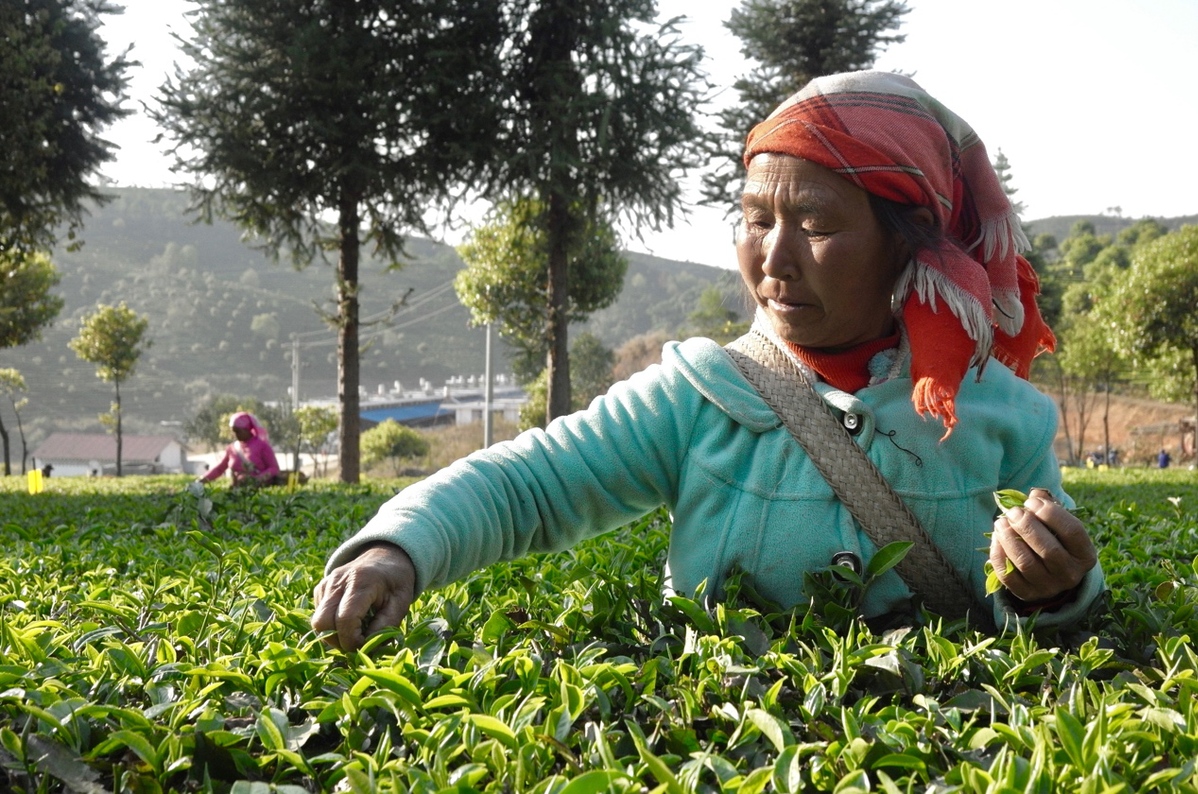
[324,352,700,593]
[201,447,232,481]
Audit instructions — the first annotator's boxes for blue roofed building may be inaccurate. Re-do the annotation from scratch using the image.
[360,397,452,429]
[352,377,527,431]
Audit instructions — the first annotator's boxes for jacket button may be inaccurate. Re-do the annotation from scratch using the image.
[831,551,863,576]
[843,412,862,434]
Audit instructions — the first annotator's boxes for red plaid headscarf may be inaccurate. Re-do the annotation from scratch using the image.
[744,71,1054,436]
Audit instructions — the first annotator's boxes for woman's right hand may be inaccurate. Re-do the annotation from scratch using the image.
[311,542,417,652]
[990,487,1097,604]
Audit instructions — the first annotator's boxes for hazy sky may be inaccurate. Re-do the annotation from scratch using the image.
[98,0,1198,270]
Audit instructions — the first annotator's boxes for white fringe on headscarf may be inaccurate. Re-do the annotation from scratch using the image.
[893,259,995,371]
[971,209,1030,337]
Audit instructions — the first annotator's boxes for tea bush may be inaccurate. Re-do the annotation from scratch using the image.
[1,469,1197,793]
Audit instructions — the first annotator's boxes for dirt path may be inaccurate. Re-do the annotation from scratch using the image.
[1045,389,1194,465]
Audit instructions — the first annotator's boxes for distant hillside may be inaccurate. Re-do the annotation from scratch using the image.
[2,188,746,448]
[1024,213,1198,243]
[11,189,1185,452]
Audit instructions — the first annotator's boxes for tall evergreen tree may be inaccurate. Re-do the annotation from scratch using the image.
[702,0,908,211]
[992,149,1025,217]
[152,0,507,482]
[0,0,132,252]
[488,0,710,420]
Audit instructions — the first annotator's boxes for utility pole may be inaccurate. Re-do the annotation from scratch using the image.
[291,335,301,409]
[484,322,494,448]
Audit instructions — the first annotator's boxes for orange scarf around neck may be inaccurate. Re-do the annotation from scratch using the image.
[785,330,900,394]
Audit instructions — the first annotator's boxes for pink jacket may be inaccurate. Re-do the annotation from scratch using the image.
[202,437,280,483]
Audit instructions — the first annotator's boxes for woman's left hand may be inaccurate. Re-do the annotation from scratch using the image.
[990,487,1098,604]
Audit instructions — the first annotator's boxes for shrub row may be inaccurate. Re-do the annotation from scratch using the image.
[0,471,1196,792]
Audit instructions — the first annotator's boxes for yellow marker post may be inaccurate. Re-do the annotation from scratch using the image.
[27,469,44,494]
[287,471,299,491]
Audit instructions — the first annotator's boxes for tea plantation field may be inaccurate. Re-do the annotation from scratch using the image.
[2,470,1198,793]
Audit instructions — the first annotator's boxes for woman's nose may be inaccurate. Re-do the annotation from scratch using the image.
[761,226,800,280]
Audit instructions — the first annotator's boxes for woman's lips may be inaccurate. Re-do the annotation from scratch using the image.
[766,297,812,313]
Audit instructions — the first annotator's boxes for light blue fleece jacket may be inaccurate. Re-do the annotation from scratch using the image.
[327,337,1104,630]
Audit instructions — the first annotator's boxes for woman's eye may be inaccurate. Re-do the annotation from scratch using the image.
[803,227,831,238]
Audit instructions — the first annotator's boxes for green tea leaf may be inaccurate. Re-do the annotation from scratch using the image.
[745,708,791,753]
[1054,707,1086,768]
[462,714,518,749]
[626,720,682,794]
[665,594,715,634]
[983,559,1015,595]
[255,711,286,751]
[773,745,802,794]
[739,767,773,794]
[358,670,421,707]
[993,489,1028,511]
[867,541,914,577]
[873,752,927,773]
[481,609,514,643]
[559,770,632,794]
[185,529,222,558]
[983,562,1002,595]
[92,730,160,774]
[423,694,472,710]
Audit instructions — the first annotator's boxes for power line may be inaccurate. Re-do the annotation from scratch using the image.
[288,279,462,402]
[290,279,458,347]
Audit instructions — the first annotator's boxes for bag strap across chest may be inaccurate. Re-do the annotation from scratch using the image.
[726,328,987,625]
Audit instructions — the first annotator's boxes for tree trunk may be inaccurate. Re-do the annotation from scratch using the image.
[1192,345,1198,463]
[337,198,362,484]
[1071,379,1095,464]
[115,380,123,477]
[1102,379,1111,466]
[15,405,27,474]
[0,412,10,476]
[1055,366,1075,465]
[545,190,572,421]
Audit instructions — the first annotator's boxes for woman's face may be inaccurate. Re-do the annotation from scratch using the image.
[232,425,253,442]
[737,154,906,350]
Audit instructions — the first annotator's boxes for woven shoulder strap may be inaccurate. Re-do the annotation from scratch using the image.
[726,329,985,624]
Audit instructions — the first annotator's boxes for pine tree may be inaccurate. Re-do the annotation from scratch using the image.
[153,0,507,482]
[702,0,908,213]
[0,0,132,252]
